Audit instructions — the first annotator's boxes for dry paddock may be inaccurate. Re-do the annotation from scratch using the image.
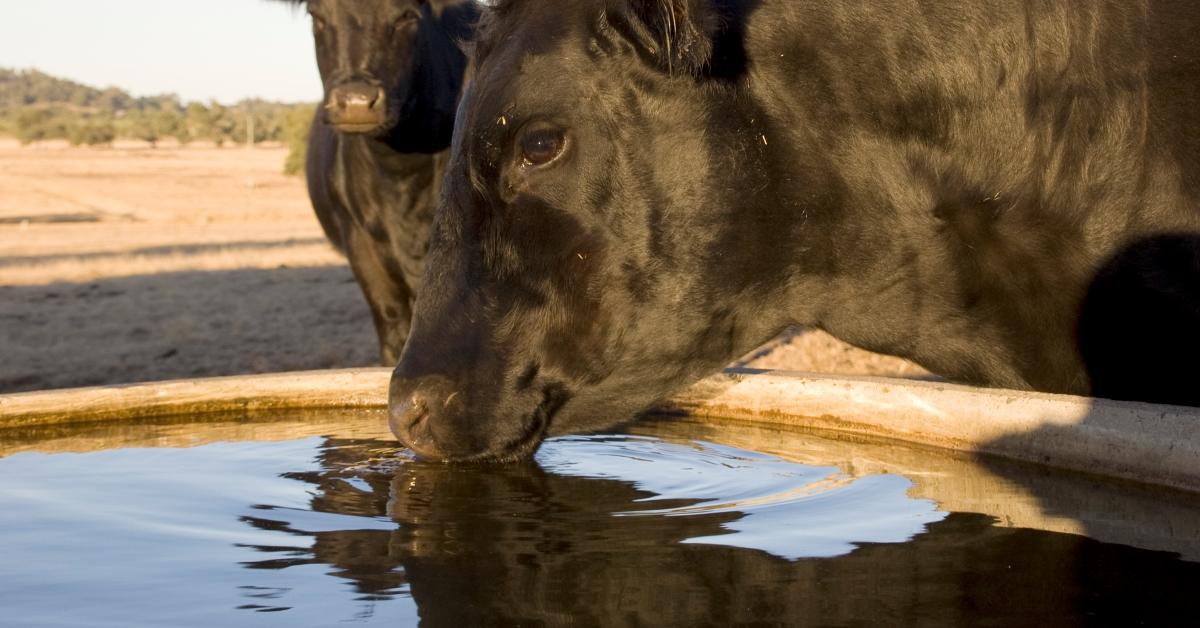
[0,139,926,394]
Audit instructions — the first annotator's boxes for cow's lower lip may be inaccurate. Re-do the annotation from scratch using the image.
[485,398,557,462]
[332,123,383,134]
[446,401,556,464]
[487,424,548,462]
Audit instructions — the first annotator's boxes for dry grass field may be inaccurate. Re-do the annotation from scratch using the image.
[0,139,925,394]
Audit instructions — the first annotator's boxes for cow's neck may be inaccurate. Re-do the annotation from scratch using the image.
[353,135,439,177]
[332,134,439,200]
[721,0,1128,392]
[664,80,837,374]
[715,115,1021,388]
[332,134,439,291]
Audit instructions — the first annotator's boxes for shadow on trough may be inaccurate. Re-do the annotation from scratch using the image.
[978,231,1200,557]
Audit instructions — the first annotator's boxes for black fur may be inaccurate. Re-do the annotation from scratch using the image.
[391,0,1200,460]
[290,0,477,364]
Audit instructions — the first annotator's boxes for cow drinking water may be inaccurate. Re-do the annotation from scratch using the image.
[289,0,477,365]
[391,0,1200,461]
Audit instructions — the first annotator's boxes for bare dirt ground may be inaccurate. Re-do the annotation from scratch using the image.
[0,139,925,394]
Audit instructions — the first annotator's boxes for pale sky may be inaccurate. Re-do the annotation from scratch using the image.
[0,0,322,104]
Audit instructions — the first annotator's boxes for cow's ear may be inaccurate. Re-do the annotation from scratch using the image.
[615,0,719,76]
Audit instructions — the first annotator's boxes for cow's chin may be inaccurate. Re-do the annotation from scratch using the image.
[330,116,398,137]
[332,122,387,134]
[325,109,399,137]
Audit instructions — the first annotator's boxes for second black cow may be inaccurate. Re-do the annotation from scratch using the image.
[293,0,476,364]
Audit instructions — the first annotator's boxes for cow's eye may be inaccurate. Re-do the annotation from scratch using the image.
[519,126,567,167]
[310,14,326,33]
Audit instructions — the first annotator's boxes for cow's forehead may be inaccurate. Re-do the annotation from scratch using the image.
[474,0,597,66]
[465,4,587,116]
[307,0,418,8]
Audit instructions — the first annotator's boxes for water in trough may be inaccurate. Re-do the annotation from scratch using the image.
[1,411,1197,627]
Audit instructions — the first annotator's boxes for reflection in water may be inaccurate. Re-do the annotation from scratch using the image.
[243,436,1199,627]
[1,426,1199,627]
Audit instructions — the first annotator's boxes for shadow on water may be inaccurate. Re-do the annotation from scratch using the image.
[236,434,1200,628]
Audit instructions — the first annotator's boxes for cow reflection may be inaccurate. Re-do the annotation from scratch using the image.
[238,439,1200,627]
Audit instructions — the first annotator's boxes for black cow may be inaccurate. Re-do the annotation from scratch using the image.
[290,0,477,364]
[391,0,1200,461]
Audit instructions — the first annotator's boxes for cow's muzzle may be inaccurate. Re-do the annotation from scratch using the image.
[325,82,388,133]
[389,368,555,462]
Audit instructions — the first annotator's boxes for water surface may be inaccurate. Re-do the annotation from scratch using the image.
[0,414,1197,627]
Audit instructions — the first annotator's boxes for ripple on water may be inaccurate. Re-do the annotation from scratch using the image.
[535,435,946,559]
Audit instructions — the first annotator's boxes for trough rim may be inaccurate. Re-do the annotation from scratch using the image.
[1,367,1198,493]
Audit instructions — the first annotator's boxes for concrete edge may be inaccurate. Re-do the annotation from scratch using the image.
[2,367,1198,492]
[0,368,393,428]
[666,368,1200,493]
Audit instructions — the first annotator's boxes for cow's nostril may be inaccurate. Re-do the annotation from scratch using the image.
[345,92,372,108]
[340,87,381,109]
[391,394,428,430]
[326,83,387,130]
[407,398,429,430]
[388,386,447,459]
[388,373,464,460]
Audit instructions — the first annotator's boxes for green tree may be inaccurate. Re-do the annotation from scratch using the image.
[185,102,217,143]
[123,111,160,147]
[283,104,316,175]
[67,116,116,146]
[207,102,236,146]
[13,107,70,144]
[13,108,52,144]
[153,108,189,145]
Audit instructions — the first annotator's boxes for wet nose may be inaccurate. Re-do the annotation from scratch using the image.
[326,82,387,131]
[389,374,461,460]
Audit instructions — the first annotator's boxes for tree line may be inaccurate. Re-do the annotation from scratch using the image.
[0,68,315,174]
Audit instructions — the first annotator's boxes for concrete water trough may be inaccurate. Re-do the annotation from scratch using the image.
[4,367,1200,626]
[4,367,1199,492]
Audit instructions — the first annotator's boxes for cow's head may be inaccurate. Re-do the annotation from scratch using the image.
[390,0,808,460]
[294,0,476,142]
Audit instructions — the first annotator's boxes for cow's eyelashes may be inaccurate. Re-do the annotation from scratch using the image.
[518,126,568,168]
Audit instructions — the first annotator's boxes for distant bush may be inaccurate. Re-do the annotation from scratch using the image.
[2,67,319,174]
[154,108,190,145]
[119,111,161,147]
[283,104,316,176]
[67,117,116,146]
[14,107,71,144]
